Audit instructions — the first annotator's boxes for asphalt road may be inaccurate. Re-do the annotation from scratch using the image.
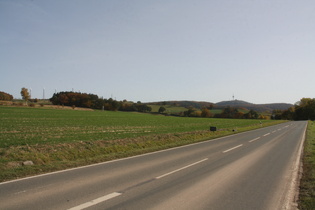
[0,121,307,210]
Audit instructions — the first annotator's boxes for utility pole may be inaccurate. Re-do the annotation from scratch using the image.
[43,87,45,100]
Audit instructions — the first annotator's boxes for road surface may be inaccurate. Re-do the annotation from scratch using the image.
[0,121,307,210]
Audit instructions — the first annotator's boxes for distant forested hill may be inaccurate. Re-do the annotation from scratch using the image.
[215,100,293,112]
[147,100,293,113]
[215,100,253,107]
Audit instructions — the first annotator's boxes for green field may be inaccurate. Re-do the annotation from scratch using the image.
[0,106,284,181]
[0,106,270,147]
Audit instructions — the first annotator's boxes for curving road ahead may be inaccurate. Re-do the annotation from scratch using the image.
[0,121,307,210]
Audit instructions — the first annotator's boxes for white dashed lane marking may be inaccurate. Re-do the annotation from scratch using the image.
[222,144,243,153]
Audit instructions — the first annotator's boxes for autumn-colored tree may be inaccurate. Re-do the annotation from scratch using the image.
[294,98,315,120]
[281,107,295,120]
[271,109,283,120]
[220,106,241,118]
[201,108,213,118]
[0,91,13,101]
[20,87,30,105]
[191,110,202,117]
[58,94,69,105]
[244,109,259,119]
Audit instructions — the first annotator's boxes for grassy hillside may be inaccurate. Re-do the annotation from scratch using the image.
[148,104,188,114]
[148,101,214,110]
[215,100,293,112]
[0,106,284,181]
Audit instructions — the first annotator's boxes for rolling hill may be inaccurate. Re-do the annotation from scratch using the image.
[148,100,293,113]
[215,100,293,112]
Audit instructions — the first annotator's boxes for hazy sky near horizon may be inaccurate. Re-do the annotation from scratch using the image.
[1,0,314,104]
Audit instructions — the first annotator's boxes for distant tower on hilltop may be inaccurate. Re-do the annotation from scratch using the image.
[232,94,235,101]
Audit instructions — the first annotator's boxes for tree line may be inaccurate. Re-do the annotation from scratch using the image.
[178,106,264,119]
[272,98,315,121]
[0,91,13,101]
[173,98,315,121]
[50,92,152,112]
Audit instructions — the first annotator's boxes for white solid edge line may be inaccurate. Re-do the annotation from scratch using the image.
[249,137,260,143]
[222,144,243,153]
[284,122,307,209]
[0,133,236,185]
[156,158,208,179]
[0,137,224,185]
[68,192,122,210]
[0,130,249,185]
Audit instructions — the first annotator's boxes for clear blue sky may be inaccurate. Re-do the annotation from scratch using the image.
[1,0,314,104]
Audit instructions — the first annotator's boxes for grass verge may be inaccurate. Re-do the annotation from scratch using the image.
[299,121,315,209]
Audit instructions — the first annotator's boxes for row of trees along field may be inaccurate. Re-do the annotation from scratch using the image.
[180,106,264,119]
[50,91,152,112]
[0,91,13,101]
[272,98,315,121]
